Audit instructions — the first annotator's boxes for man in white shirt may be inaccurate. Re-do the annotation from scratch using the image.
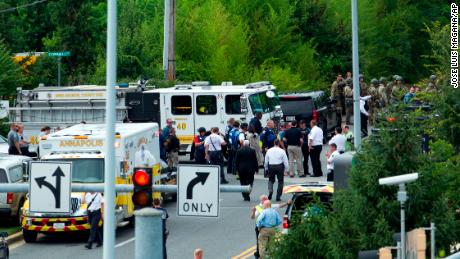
[308,120,324,177]
[328,127,346,153]
[326,143,340,182]
[264,139,289,201]
[360,95,371,137]
[205,127,228,184]
[84,192,103,249]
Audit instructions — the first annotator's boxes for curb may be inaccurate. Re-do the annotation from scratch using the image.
[6,230,23,245]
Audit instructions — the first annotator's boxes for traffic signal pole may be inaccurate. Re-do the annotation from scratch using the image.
[351,0,362,149]
[104,0,117,258]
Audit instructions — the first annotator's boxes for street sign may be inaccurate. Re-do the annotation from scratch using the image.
[177,165,220,217]
[47,51,71,57]
[29,162,72,213]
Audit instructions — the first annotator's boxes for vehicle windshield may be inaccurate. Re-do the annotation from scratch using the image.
[48,159,104,183]
[248,91,280,113]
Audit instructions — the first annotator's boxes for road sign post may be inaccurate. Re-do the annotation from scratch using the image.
[29,162,72,214]
[47,51,70,87]
[177,165,220,217]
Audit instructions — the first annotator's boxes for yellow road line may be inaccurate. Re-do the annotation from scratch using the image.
[231,245,256,259]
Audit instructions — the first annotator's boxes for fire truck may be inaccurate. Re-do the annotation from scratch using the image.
[10,81,282,152]
[20,123,163,242]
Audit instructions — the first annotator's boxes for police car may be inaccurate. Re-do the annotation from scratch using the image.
[281,183,333,234]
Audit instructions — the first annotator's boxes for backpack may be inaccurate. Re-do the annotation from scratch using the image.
[229,128,240,150]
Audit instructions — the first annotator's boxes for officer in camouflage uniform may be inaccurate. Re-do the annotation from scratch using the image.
[359,74,368,96]
[426,75,438,93]
[368,79,379,125]
[378,77,388,108]
[331,74,345,121]
[391,76,405,103]
[344,78,354,125]
[386,75,398,99]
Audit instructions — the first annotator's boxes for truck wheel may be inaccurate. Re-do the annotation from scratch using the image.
[22,230,37,243]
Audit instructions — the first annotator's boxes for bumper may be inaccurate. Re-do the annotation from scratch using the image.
[21,216,101,232]
[0,208,12,216]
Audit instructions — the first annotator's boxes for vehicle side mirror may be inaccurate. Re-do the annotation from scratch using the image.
[22,161,29,181]
[240,95,248,114]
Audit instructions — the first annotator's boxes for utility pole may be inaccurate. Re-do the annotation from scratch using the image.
[351,0,361,149]
[57,57,61,87]
[163,0,170,80]
[167,0,176,81]
[104,0,117,258]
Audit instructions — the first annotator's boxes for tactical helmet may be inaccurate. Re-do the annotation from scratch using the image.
[430,75,437,81]
[371,78,379,85]
[198,127,206,133]
[379,77,387,83]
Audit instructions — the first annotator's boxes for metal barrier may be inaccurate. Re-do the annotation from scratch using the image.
[0,183,251,193]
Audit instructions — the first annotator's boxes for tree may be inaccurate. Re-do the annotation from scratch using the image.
[0,40,22,97]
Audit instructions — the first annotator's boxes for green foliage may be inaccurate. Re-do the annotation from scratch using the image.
[0,0,451,88]
[272,100,460,257]
[0,40,22,96]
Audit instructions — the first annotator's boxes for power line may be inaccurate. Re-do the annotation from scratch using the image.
[0,0,49,14]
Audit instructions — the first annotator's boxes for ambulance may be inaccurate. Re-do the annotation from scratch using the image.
[20,123,163,243]
[10,81,282,153]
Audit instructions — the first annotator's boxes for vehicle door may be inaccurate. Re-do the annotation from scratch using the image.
[167,94,195,146]
[194,93,223,133]
[0,169,8,210]
[8,165,24,212]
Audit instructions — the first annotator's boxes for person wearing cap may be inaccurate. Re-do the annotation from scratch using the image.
[194,127,207,164]
[235,140,258,201]
[162,119,173,139]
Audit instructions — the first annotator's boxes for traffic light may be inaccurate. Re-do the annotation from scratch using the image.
[132,167,153,209]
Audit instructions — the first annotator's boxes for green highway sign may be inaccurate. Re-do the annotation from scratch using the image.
[48,51,71,57]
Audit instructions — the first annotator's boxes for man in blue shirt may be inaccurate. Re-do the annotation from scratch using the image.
[256,200,282,258]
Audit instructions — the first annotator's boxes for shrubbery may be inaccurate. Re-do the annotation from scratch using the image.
[269,87,460,258]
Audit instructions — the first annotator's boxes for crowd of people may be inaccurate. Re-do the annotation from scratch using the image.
[331,72,438,137]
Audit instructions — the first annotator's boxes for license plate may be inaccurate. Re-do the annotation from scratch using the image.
[53,223,65,229]
[286,116,296,121]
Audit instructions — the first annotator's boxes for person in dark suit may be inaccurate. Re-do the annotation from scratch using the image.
[235,140,258,201]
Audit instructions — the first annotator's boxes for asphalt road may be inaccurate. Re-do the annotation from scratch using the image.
[10,150,330,259]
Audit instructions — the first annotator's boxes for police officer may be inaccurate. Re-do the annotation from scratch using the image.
[260,120,277,155]
[378,77,388,108]
[331,74,345,118]
[391,75,405,103]
[194,127,207,164]
[368,79,379,125]
[344,78,354,125]
[227,121,241,175]
[426,75,438,93]
[84,192,103,249]
[359,74,368,96]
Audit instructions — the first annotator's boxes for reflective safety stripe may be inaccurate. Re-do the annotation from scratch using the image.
[254,204,264,221]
